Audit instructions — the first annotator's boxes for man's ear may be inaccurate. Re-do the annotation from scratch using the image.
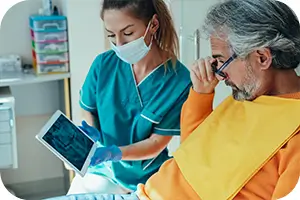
[255,48,272,70]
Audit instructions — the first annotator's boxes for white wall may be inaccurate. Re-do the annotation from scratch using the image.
[166,0,230,152]
[169,0,230,109]
[281,1,300,75]
[62,0,106,125]
[0,0,64,186]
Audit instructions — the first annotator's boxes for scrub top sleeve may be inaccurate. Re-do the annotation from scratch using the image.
[79,55,101,113]
[153,87,190,136]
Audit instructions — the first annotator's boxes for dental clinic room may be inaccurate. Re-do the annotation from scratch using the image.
[1,0,300,199]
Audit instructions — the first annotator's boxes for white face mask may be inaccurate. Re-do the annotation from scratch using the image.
[111,21,153,64]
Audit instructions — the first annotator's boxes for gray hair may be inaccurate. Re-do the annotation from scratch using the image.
[203,0,300,69]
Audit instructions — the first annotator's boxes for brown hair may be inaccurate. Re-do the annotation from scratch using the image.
[101,0,179,65]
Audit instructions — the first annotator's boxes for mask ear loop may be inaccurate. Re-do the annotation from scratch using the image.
[144,20,152,37]
[144,19,154,47]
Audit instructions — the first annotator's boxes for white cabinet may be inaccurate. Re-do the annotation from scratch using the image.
[0,145,13,167]
[0,87,18,169]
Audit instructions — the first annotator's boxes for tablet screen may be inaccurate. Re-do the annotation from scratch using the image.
[42,114,94,171]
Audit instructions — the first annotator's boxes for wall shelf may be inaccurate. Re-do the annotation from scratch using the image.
[0,72,71,87]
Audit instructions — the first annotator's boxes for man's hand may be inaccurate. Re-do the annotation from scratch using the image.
[190,57,219,94]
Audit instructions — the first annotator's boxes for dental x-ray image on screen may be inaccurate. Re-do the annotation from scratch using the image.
[36,110,97,176]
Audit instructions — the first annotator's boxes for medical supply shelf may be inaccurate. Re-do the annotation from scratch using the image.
[29,15,69,75]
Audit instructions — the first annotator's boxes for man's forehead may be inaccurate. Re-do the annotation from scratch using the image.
[210,36,231,57]
[210,36,229,49]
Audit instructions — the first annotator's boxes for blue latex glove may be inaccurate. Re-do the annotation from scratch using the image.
[79,120,122,166]
[78,120,101,142]
[90,145,122,166]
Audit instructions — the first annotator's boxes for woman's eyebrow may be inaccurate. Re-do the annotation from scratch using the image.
[105,24,134,33]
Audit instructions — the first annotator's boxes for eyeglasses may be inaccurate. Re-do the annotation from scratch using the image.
[211,53,237,79]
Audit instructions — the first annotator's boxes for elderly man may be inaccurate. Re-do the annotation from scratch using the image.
[47,0,300,199]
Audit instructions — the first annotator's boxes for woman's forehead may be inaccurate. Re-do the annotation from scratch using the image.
[103,9,143,31]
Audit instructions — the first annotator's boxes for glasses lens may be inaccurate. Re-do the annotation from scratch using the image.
[211,61,218,73]
[211,61,227,79]
[218,71,227,79]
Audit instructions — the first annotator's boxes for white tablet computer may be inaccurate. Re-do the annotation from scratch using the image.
[36,110,97,177]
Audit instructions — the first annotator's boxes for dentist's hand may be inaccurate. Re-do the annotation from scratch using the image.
[79,121,122,166]
[79,120,101,142]
[190,57,219,94]
[90,145,122,166]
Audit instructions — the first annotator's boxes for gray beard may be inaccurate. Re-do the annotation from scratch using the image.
[232,88,252,101]
[225,80,253,101]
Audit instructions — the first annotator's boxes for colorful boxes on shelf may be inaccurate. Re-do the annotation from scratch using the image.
[29,15,69,75]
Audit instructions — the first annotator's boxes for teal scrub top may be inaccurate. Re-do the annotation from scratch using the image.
[79,50,191,191]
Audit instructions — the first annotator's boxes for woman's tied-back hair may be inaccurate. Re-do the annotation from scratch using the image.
[203,0,300,69]
[101,0,179,65]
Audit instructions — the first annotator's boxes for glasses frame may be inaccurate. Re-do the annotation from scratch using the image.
[212,53,237,79]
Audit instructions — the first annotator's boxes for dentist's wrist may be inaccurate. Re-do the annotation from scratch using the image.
[109,145,122,161]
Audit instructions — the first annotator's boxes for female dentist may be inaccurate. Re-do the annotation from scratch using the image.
[67,0,192,195]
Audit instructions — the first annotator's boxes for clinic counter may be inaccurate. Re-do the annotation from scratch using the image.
[0,72,71,87]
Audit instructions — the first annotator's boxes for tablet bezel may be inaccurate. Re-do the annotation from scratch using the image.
[35,110,97,177]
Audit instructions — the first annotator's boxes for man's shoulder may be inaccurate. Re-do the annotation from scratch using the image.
[284,130,300,149]
[277,130,300,162]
